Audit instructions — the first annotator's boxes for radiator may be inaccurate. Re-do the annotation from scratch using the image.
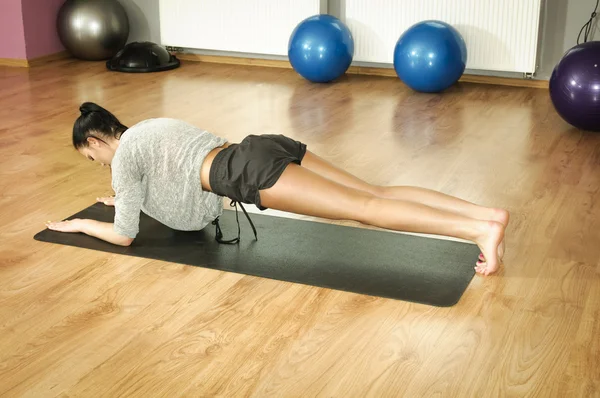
[345,0,544,74]
[159,0,324,56]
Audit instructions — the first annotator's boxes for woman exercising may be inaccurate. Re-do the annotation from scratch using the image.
[46,103,508,276]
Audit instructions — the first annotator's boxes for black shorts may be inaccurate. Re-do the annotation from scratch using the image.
[209,134,307,210]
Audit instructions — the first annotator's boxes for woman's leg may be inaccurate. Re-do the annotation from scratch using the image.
[300,151,508,260]
[301,151,509,224]
[259,163,504,275]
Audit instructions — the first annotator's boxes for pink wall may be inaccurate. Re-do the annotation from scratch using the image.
[22,0,65,59]
[0,0,64,60]
[0,0,27,59]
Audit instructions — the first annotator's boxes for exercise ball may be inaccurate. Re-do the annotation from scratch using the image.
[393,20,467,93]
[57,0,130,61]
[549,41,600,131]
[288,14,354,83]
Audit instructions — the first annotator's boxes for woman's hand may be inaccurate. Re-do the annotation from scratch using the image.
[46,218,85,233]
[97,196,115,206]
[45,218,134,246]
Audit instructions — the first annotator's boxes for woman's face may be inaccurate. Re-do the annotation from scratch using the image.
[78,137,115,167]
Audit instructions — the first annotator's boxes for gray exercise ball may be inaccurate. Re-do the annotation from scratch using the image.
[57,0,130,61]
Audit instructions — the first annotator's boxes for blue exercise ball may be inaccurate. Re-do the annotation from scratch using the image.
[288,14,354,83]
[393,20,467,93]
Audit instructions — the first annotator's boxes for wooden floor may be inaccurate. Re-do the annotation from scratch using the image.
[0,59,599,397]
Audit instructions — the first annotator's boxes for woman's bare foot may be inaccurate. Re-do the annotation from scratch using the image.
[479,239,505,261]
[474,221,505,276]
[491,208,510,227]
[478,208,509,262]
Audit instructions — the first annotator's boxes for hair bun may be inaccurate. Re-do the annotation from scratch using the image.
[79,102,103,116]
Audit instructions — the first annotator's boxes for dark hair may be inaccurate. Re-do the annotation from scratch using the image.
[72,102,129,149]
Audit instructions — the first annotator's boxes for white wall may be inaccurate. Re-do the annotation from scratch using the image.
[536,0,598,78]
[119,0,598,79]
[120,0,161,44]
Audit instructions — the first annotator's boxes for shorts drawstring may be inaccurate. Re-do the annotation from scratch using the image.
[211,200,258,244]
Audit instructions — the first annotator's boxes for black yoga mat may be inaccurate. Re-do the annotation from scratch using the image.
[34,203,479,307]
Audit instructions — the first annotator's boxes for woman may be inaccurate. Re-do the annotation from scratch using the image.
[46,103,508,276]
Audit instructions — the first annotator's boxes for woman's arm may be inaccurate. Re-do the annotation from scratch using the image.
[46,160,143,245]
[46,149,144,245]
[45,219,134,246]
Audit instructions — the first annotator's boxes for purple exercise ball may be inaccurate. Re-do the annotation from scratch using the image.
[549,41,600,131]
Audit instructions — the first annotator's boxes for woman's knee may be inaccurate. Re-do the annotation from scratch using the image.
[366,184,387,198]
[347,192,381,224]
